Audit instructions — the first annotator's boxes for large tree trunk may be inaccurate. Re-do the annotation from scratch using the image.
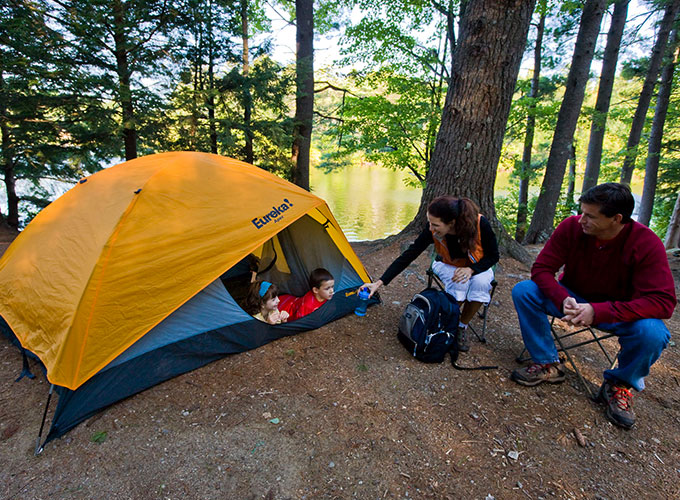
[665,191,680,248]
[291,0,314,190]
[516,5,546,242]
[619,0,680,184]
[406,0,536,266]
[523,0,607,244]
[112,0,137,161]
[638,29,679,226]
[582,0,629,193]
[241,0,253,163]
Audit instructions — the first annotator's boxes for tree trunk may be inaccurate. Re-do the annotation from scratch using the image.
[241,0,253,163]
[638,29,679,226]
[291,0,314,190]
[619,0,680,184]
[516,6,545,242]
[523,0,607,244]
[112,0,137,161]
[665,191,680,248]
[0,71,19,229]
[566,142,576,206]
[406,0,536,266]
[207,1,218,155]
[582,0,629,193]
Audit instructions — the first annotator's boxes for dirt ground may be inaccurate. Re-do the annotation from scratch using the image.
[1,224,680,500]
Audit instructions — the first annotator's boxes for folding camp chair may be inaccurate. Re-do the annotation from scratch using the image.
[516,317,620,399]
[426,267,498,343]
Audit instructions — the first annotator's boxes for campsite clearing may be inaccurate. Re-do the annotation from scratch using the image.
[2,225,680,499]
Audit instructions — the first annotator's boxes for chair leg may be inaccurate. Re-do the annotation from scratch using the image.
[551,326,598,400]
[469,304,488,343]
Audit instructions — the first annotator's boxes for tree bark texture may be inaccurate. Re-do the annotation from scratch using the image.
[638,29,679,226]
[523,0,607,244]
[241,0,253,163]
[516,8,545,242]
[291,0,314,190]
[664,191,680,248]
[407,0,536,266]
[619,0,680,184]
[582,0,629,193]
[112,0,138,161]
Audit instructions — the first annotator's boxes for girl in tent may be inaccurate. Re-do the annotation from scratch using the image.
[246,281,290,325]
[362,196,499,352]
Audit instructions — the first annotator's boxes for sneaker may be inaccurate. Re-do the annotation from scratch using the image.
[511,363,565,386]
[456,327,470,352]
[599,380,635,429]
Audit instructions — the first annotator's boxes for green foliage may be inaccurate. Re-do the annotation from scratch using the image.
[496,189,539,236]
[0,1,117,226]
[322,68,441,186]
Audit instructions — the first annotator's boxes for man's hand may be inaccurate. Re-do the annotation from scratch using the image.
[451,267,473,283]
[562,297,594,326]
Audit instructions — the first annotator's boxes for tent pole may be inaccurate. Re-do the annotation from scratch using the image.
[34,384,54,455]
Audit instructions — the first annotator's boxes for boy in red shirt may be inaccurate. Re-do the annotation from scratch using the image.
[279,268,335,320]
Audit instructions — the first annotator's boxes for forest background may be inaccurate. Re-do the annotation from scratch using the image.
[2,0,680,254]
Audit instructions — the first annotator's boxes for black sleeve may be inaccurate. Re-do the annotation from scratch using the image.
[379,226,433,286]
[470,216,499,274]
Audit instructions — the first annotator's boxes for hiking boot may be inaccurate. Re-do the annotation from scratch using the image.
[456,327,470,352]
[599,380,635,429]
[511,363,565,387]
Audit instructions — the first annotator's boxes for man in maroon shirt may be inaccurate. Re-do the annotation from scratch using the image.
[510,183,676,429]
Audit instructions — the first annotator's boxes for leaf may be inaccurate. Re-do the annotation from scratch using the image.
[90,431,107,443]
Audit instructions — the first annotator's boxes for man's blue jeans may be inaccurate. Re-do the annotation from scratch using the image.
[512,280,670,391]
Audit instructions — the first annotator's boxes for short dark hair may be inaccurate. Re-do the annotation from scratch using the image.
[309,268,333,289]
[579,183,634,223]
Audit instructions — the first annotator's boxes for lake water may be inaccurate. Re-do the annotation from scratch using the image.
[310,164,515,241]
[310,164,423,241]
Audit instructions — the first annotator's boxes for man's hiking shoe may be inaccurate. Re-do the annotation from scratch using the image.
[511,363,565,387]
[599,380,635,429]
[456,327,470,352]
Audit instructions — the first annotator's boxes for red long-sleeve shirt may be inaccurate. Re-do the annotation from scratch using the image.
[278,290,326,321]
[531,216,676,324]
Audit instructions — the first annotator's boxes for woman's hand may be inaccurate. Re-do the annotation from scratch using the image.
[451,267,473,283]
[362,279,383,298]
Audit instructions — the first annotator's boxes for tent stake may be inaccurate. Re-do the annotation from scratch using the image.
[34,384,54,456]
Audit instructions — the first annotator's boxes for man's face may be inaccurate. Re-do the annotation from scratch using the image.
[578,202,621,238]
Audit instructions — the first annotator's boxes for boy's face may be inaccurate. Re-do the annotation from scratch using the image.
[313,279,335,301]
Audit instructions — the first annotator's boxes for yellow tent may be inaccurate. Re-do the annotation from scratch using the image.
[0,152,370,396]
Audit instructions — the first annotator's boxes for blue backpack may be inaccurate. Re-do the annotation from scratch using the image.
[397,288,460,364]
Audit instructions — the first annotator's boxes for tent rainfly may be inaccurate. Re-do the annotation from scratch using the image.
[0,151,376,451]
